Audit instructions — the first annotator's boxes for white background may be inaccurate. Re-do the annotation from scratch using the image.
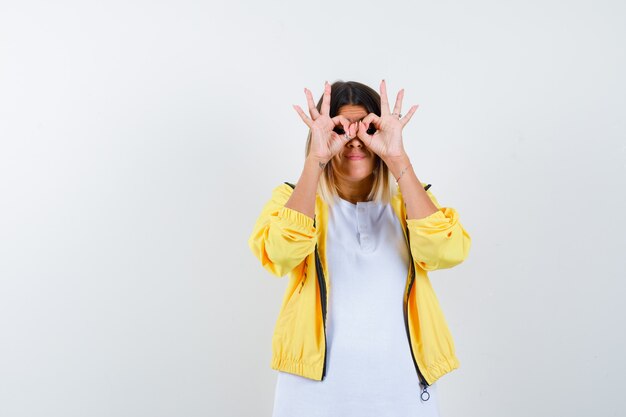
[1,1,625,416]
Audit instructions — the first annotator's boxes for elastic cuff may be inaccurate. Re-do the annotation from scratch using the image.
[278,206,315,230]
[407,208,448,227]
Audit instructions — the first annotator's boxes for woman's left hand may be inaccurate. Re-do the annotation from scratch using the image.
[356,80,419,161]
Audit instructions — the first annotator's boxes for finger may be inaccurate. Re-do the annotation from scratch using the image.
[361,112,381,130]
[293,104,314,128]
[392,88,404,116]
[400,105,419,127]
[331,115,351,134]
[321,81,331,116]
[356,120,373,146]
[304,88,321,119]
[330,131,350,154]
[331,130,350,144]
[348,122,358,138]
[380,79,390,115]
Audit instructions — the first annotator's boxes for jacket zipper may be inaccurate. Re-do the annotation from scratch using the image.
[404,183,432,401]
[314,218,328,380]
[404,222,431,401]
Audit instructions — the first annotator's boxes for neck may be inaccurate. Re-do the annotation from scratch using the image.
[336,175,375,203]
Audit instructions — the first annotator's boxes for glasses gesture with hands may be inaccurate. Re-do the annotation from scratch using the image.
[293,80,419,165]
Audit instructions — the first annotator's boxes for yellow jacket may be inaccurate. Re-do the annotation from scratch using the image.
[248,180,471,399]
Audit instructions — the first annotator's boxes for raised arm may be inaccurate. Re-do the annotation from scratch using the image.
[283,156,325,219]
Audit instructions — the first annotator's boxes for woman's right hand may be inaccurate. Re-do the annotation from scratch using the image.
[293,81,356,164]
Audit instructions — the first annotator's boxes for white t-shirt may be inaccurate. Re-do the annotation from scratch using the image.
[271,194,441,417]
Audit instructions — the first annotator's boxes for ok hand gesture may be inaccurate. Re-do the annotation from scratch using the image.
[356,80,419,162]
[292,82,356,164]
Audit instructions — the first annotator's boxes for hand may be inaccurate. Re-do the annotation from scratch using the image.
[293,81,358,164]
[356,80,419,161]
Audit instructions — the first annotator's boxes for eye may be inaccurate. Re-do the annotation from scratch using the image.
[366,126,377,135]
[333,126,345,135]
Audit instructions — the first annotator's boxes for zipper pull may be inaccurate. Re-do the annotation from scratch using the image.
[420,384,430,401]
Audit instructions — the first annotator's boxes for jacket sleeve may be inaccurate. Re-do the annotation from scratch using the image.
[407,185,471,271]
[248,183,318,277]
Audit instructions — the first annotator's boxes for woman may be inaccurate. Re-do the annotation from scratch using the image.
[248,80,472,417]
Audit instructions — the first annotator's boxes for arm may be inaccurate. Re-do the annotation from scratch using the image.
[283,156,326,218]
[247,157,324,277]
[387,154,472,271]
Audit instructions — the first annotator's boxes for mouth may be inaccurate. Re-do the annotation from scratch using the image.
[345,154,366,160]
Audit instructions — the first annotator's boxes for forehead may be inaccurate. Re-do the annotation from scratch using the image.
[336,104,368,121]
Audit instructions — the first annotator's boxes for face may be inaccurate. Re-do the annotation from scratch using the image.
[331,104,378,182]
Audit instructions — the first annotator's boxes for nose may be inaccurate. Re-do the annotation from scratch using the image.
[345,128,363,145]
[346,137,363,148]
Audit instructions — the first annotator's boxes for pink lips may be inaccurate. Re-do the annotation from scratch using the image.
[346,154,366,160]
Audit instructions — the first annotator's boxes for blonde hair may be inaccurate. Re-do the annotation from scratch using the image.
[304,80,397,207]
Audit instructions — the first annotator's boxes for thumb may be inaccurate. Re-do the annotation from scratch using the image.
[356,120,372,143]
[331,130,350,149]
[348,122,358,138]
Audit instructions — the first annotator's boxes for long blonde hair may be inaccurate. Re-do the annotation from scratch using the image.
[304,80,396,207]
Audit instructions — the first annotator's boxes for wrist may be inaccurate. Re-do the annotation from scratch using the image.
[305,155,329,173]
[384,153,411,178]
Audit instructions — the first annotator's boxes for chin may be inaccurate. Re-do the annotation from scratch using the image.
[332,157,377,179]
[342,168,376,180]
